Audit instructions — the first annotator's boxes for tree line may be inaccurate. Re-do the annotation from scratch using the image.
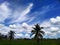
[0,24,44,45]
[0,30,15,40]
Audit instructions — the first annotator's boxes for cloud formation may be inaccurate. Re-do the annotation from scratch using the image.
[0,2,11,23]
[0,2,60,39]
[0,2,34,38]
[0,16,60,39]
[9,3,33,24]
[0,2,34,24]
[41,16,60,39]
[0,23,32,38]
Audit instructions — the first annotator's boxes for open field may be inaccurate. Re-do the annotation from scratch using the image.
[0,39,60,45]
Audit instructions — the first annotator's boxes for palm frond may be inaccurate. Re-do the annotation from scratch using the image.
[34,34,37,39]
[39,31,45,35]
[41,27,44,29]
[31,30,36,33]
[38,34,43,39]
[30,30,36,37]
[31,24,44,39]
[32,27,36,30]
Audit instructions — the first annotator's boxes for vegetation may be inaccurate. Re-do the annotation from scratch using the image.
[0,30,15,40]
[8,30,15,40]
[0,33,7,39]
[0,24,60,45]
[0,39,60,45]
[31,24,44,45]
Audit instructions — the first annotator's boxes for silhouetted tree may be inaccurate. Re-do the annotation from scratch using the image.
[0,33,2,39]
[3,35,7,39]
[8,30,15,40]
[0,33,7,39]
[31,24,44,45]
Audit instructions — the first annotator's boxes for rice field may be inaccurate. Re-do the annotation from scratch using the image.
[0,39,60,45]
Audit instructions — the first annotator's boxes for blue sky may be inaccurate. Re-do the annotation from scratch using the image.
[0,0,60,39]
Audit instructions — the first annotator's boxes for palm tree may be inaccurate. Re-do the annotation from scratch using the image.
[31,24,44,45]
[8,30,15,40]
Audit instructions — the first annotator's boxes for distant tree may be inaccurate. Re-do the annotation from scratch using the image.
[0,33,7,39]
[3,35,7,39]
[8,30,15,40]
[0,33,2,39]
[31,24,44,45]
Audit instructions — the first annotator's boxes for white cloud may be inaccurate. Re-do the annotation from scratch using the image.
[50,16,60,24]
[0,2,11,22]
[41,21,51,28]
[0,2,60,39]
[0,2,55,25]
[25,34,30,38]
[0,23,33,38]
[50,18,57,23]
[26,4,55,24]
[8,16,60,39]
[15,34,24,38]
[8,3,33,24]
[41,16,60,39]
[0,16,60,39]
[0,2,34,24]
[3,1,59,24]
[50,27,59,31]
[0,24,10,35]
[27,17,36,23]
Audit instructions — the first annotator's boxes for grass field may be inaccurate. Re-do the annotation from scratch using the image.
[0,39,60,45]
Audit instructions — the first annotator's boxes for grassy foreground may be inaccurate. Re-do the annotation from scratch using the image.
[0,39,60,45]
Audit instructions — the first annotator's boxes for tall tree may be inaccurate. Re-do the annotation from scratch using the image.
[8,30,15,40]
[31,24,44,45]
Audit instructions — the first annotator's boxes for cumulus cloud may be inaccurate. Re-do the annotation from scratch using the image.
[0,24,10,35]
[0,2,60,39]
[41,16,60,39]
[0,16,60,39]
[0,23,32,38]
[50,16,60,24]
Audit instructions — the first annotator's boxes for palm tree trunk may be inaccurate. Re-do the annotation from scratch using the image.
[36,38,40,45]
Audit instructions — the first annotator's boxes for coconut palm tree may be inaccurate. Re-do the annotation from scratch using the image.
[8,30,15,40]
[31,24,44,45]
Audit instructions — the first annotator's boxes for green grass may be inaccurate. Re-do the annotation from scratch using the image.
[0,39,60,45]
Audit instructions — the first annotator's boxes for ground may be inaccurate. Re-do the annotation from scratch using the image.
[0,39,60,45]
